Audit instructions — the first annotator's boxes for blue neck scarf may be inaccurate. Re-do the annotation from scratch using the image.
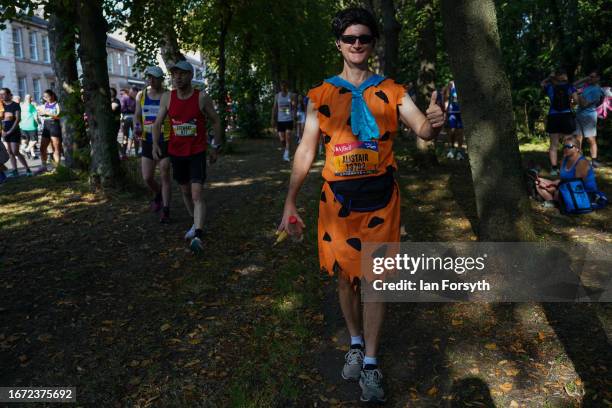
[324,74,385,141]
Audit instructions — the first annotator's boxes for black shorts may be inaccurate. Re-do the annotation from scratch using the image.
[277,121,294,132]
[3,131,21,144]
[42,120,62,139]
[22,130,38,142]
[170,152,207,185]
[141,141,169,160]
[546,113,576,135]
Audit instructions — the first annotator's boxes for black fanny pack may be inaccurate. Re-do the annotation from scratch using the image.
[328,170,395,213]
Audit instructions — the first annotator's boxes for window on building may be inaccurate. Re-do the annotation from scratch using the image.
[29,31,38,61]
[13,28,23,58]
[126,55,132,76]
[32,78,41,102]
[107,53,114,73]
[42,35,50,63]
[49,81,56,93]
[117,53,124,75]
[18,77,27,99]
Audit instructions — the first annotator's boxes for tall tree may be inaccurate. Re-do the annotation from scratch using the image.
[379,0,400,78]
[47,0,88,170]
[414,0,438,164]
[77,0,123,188]
[440,0,535,241]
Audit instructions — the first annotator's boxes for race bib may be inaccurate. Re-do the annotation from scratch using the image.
[333,141,379,176]
[172,120,197,137]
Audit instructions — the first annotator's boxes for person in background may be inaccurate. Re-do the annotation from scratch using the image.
[574,69,605,168]
[541,68,578,176]
[119,88,136,159]
[1,88,32,177]
[37,89,62,173]
[296,92,307,145]
[19,94,39,160]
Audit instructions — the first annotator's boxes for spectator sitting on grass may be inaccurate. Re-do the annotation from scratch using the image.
[533,135,599,208]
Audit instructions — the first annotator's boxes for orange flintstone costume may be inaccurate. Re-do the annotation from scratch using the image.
[307,78,405,282]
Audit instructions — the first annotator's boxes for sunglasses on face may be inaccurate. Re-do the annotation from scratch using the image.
[340,34,374,45]
[563,144,576,150]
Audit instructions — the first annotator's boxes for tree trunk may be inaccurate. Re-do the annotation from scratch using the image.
[77,0,123,188]
[440,0,535,241]
[160,31,185,67]
[48,2,88,170]
[379,0,400,78]
[414,0,438,165]
[216,2,232,144]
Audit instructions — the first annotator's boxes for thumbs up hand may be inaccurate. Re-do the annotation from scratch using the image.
[426,90,445,128]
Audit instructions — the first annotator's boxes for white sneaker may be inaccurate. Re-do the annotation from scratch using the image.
[446,149,456,159]
[283,150,290,162]
[184,224,196,240]
[455,151,465,160]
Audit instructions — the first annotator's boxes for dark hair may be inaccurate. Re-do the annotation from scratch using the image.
[0,87,12,95]
[130,86,139,93]
[332,7,379,39]
[554,67,567,76]
[110,88,117,97]
[44,89,57,101]
[588,68,600,76]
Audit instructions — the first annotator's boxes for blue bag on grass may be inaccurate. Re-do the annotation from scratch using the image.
[558,179,592,214]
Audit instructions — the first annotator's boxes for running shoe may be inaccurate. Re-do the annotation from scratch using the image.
[190,237,204,254]
[25,169,33,177]
[35,166,47,175]
[159,210,170,224]
[542,200,556,209]
[150,199,162,213]
[446,148,456,159]
[341,345,364,381]
[455,151,465,160]
[591,159,602,168]
[8,170,18,178]
[184,224,196,240]
[550,168,559,177]
[283,149,290,162]
[359,367,386,403]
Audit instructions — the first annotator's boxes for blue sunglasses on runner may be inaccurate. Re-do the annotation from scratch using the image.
[340,35,374,45]
[563,144,576,150]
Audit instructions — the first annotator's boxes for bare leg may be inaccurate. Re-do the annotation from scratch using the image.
[141,157,160,195]
[191,182,206,230]
[51,137,61,164]
[587,137,597,160]
[180,183,194,217]
[9,142,30,171]
[40,137,50,167]
[159,158,172,207]
[363,301,385,359]
[338,277,363,338]
[549,133,560,168]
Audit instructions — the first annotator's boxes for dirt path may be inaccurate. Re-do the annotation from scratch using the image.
[0,135,610,407]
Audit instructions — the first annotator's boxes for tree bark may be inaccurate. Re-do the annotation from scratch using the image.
[160,31,186,68]
[216,1,232,143]
[440,0,535,241]
[76,0,123,188]
[48,2,88,170]
[414,0,438,165]
[379,0,400,78]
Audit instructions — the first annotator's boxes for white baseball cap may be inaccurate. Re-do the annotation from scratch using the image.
[144,66,164,78]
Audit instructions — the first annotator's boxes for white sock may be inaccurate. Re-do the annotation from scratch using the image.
[363,356,378,367]
[350,335,364,347]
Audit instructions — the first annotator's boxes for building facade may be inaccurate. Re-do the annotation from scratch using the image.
[2,17,207,102]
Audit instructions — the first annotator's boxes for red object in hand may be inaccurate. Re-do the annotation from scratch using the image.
[289,216,297,224]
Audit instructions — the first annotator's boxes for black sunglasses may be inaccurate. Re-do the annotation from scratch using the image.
[340,35,374,45]
[563,144,576,150]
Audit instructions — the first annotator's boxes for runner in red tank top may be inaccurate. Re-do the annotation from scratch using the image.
[152,60,222,254]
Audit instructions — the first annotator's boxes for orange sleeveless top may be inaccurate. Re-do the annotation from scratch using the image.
[307,78,406,182]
